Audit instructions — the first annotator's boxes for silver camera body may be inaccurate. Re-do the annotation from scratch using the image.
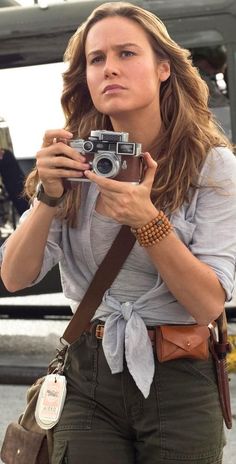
[68,130,143,183]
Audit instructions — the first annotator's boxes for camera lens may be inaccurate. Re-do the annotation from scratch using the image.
[93,153,120,178]
[96,158,113,175]
[83,141,93,151]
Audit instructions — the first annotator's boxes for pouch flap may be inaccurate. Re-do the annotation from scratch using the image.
[0,422,48,464]
[160,325,209,352]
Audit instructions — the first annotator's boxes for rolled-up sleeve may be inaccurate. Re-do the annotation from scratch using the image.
[0,206,63,287]
[190,148,236,300]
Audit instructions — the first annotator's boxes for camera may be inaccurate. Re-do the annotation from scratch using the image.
[67,130,144,183]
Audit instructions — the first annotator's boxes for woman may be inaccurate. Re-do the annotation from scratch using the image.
[1,2,236,463]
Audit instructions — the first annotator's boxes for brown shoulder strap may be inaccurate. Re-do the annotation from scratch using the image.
[62,225,135,344]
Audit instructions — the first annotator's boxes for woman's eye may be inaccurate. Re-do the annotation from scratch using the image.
[90,55,104,64]
[121,50,136,57]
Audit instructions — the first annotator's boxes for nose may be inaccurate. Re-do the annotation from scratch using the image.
[103,55,119,78]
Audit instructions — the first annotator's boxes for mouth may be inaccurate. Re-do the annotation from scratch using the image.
[102,84,126,94]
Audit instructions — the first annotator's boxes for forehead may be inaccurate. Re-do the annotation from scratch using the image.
[85,16,151,53]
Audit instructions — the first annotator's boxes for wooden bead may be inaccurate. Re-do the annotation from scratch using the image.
[131,211,172,247]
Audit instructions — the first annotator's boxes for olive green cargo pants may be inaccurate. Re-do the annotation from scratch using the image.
[52,326,225,464]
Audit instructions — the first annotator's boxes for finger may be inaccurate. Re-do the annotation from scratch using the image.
[39,156,90,172]
[38,167,85,180]
[55,143,88,163]
[42,129,73,148]
[84,170,128,193]
[54,156,90,170]
[141,152,157,187]
[38,143,87,163]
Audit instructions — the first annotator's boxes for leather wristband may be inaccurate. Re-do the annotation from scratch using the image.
[36,182,66,207]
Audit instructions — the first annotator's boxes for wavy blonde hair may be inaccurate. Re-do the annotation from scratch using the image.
[25,1,231,225]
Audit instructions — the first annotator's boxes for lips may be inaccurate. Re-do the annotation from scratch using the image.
[102,84,125,93]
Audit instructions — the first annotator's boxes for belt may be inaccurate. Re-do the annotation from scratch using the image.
[95,323,156,346]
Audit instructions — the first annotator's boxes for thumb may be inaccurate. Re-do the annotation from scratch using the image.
[142,152,157,187]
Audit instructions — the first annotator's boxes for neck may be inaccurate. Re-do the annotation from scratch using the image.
[110,111,162,158]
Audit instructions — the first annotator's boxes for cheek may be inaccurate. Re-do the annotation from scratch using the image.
[86,72,93,93]
[86,70,97,97]
[132,61,159,86]
[135,73,159,96]
[86,77,101,109]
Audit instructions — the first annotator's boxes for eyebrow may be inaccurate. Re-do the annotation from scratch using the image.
[87,43,142,58]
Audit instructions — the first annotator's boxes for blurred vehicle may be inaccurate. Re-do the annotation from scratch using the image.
[0,117,17,242]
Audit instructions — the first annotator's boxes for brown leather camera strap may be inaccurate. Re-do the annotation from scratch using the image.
[62,225,135,344]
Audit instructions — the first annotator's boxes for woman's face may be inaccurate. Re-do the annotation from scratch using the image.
[85,16,170,120]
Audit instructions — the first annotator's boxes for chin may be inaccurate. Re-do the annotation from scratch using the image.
[102,106,136,118]
[95,99,133,115]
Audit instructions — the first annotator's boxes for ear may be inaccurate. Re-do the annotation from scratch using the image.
[158,61,171,82]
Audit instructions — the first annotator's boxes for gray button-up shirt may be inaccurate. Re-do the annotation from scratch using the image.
[1,146,236,397]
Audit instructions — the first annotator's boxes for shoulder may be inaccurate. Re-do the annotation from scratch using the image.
[206,145,235,166]
[201,146,236,184]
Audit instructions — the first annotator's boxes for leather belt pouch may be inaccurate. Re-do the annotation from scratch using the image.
[156,325,210,362]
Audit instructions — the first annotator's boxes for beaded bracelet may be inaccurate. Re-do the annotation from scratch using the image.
[131,211,172,247]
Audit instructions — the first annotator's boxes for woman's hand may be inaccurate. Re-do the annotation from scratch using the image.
[84,152,158,228]
[36,129,90,198]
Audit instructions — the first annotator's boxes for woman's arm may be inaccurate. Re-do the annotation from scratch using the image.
[1,128,90,292]
[145,232,225,325]
[1,202,58,292]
